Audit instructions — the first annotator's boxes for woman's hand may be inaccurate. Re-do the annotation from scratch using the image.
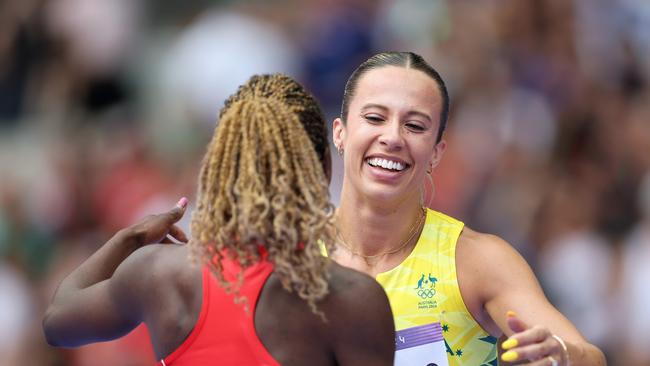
[122,197,189,246]
[44,197,191,347]
[501,311,570,366]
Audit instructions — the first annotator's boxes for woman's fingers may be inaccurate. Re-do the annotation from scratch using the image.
[506,310,528,333]
[132,197,189,245]
[505,324,550,347]
[502,333,558,362]
[168,224,189,243]
[502,319,561,364]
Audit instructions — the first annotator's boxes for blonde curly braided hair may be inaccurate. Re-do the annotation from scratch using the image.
[189,74,335,315]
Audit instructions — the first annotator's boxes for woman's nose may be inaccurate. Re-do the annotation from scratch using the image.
[378,121,404,150]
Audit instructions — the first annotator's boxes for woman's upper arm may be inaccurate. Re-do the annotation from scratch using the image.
[43,280,140,346]
[473,233,588,342]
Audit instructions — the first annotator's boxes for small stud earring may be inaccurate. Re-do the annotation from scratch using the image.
[337,145,344,156]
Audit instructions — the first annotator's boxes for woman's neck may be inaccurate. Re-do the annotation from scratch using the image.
[336,187,424,258]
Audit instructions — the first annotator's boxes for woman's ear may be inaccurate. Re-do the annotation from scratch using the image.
[429,140,447,171]
[332,117,346,154]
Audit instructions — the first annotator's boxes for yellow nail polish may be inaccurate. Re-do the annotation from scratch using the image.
[501,350,519,362]
[506,310,517,317]
[502,338,518,350]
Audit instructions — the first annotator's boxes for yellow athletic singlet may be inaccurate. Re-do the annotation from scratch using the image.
[378,208,498,366]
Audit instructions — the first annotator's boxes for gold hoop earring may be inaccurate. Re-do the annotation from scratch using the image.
[424,172,435,208]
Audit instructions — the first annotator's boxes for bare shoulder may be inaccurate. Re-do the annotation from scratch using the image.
[324,261,393,329]
[111,244,201,312]
[111,244,202,357]
[324,261,393,319]
[255,260,394,365]
[457,227,537,294]
[114,244,196,286]
[457,227,529,279]
[323,261,395,364]
[326,260,387,298]
[456,227,543,334]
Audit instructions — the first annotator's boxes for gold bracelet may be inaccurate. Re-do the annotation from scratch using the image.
[551,334,571,366]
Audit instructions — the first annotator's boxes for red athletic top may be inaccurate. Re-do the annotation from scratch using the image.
[158,258,280,366]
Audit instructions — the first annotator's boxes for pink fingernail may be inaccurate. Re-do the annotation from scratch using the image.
[177,197,188,209]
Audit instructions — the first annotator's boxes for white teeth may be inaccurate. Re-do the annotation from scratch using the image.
[367,157,406,171]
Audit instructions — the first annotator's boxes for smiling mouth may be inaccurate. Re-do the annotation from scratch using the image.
[365,157,409,172]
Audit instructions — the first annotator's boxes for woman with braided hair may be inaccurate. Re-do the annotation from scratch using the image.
[43,74,395,365]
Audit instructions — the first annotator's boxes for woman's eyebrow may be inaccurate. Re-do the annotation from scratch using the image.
[361,104,432,123]
[405,110,432,123]
[360,103,388,112]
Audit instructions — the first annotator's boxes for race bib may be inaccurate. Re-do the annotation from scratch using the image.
[394,322,449,366]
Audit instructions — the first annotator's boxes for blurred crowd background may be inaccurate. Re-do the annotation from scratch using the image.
[1,0,649,365]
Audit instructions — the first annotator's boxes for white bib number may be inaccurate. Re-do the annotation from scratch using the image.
[394,322,449,366]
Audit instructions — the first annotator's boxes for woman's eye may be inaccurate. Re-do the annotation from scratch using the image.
[406,123,425,131]
[365,115,384,123]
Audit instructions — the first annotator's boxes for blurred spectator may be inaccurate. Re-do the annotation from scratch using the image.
[0,1,648,364]
[148,5,301,128]
[617,172,650,366]
[299,0,376,115]
[536,175,615,351]
[0,262,33,365]
[0,0,48,124]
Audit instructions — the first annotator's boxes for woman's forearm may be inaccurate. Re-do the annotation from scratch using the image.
[43,201,187,347]
[52,229,139,300]
[49,199,187,303]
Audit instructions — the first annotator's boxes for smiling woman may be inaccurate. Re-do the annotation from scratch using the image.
[329,51,606,366]
[334,63,446,205]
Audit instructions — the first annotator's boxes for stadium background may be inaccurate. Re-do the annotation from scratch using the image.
[1,1,649,365]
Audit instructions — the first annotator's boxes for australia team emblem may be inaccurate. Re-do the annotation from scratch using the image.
[415,273,438,309]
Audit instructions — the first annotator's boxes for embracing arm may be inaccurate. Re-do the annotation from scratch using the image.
[43,198,188,347]
[460,230,606,366]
